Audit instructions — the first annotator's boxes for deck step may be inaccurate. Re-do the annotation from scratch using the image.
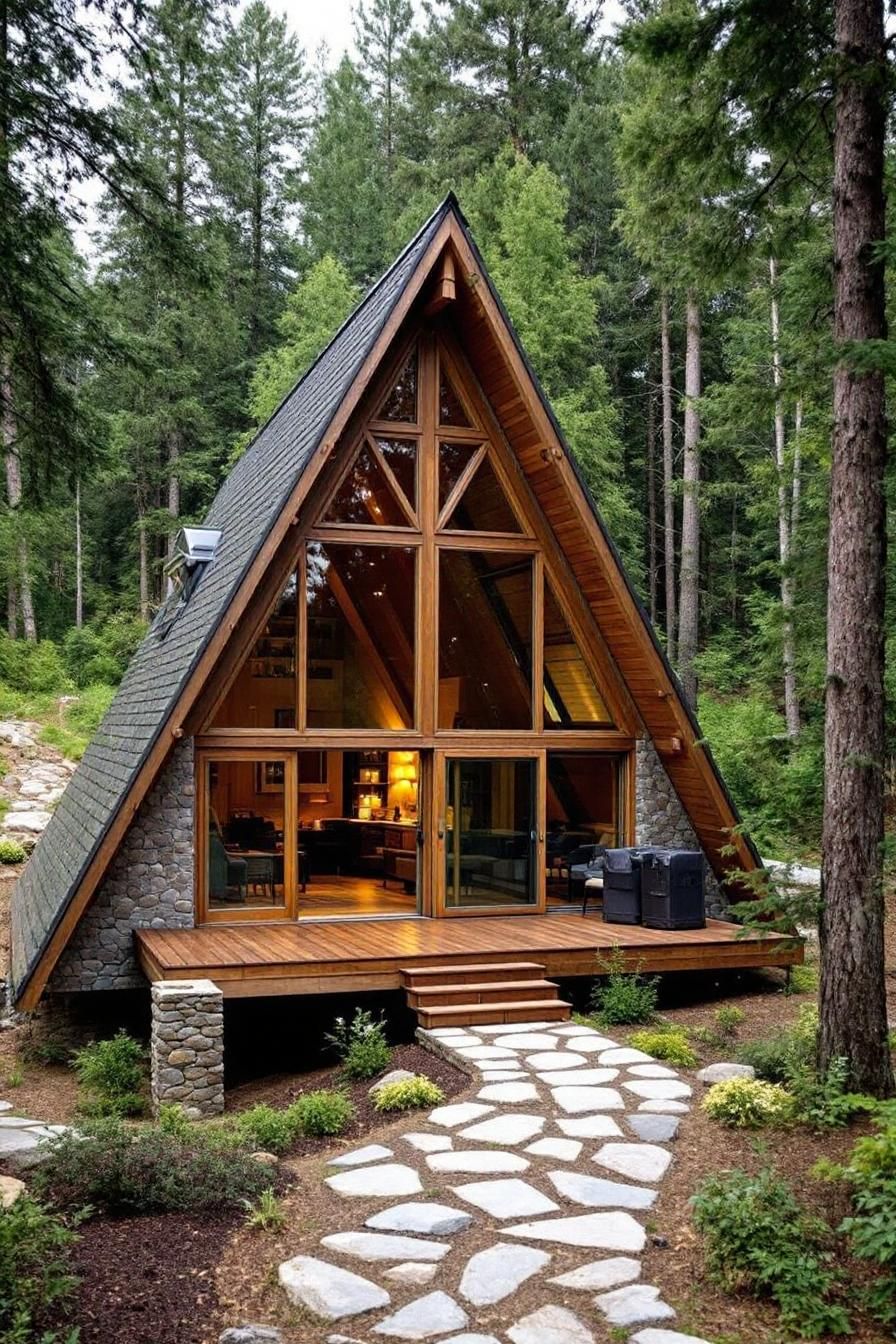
[407,978,562,1008]
[416,998,572,1029]
[401,961,546,988]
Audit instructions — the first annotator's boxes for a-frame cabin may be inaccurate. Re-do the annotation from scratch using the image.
[10,199,798,1091]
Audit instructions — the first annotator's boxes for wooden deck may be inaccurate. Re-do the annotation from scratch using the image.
[135,914,802,998]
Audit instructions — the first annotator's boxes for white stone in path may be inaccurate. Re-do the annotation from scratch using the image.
[552,1086,625,1114]
[627,1114,680,1143]
[0,1130,39,1154]
[594,1142,672,1183]
[458,1113,545,1145]
[383,1263,439,1286]
[326,1164,423,1199]
[507,1304,595,1344]
[427,1149,529,1175]
[489,1032,559,1050]
[526,1051,587,1071]
[452,1177,558,1219]
[367,1202,473,1235]
[572,1035,620,1053]
[550,1023,607,1037]
[403,1133,453,1153]
[623,1080,692,1101]
[458,1242,551,1305]
[547,1170,657,1210]
[0,1102,12,1113]
[479,1070,527,1082]
[477,1082,539,1104]
[599,1047,655,1065]
[595,1284,676,1327]
[473,1022,554,1034]
[557,1114,623,1138]
[456,1046,519,1061]
[696,1062,755,1084]
[628,1064,678,1078]
[328,1144,393,1167]
[549,1257,642,1291]
[639,1099,690,1115]
[427,1034,482,1048]
[429,1027,480,1038]
[505,1211,646,1251]
[441,1336,501,1344]
[537,1068,618,1086]
[278,1255,390,1320]
[321,1232,450,1263]
[630,1332,712,1344]
[429,1102,494,1128]
[525,1136,582,1162]
[373,1291,468,1340]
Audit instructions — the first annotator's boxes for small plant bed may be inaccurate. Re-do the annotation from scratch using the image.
[223,1041,466,1156]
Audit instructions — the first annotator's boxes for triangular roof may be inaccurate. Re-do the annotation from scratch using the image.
[11,197,760,1009]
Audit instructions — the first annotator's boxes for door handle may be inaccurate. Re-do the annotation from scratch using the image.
[437,820,445,840]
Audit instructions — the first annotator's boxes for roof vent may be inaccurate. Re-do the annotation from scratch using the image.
[153,527,222,638]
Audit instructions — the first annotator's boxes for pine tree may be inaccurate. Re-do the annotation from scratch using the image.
[355,0,413,194]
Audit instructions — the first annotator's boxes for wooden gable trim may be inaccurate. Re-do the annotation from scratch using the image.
[442,215,758,885]
[17,219,455,1011]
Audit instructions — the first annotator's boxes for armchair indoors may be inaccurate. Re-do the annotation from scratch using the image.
[208,832,248,904]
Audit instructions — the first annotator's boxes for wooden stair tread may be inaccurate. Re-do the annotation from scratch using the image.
[409,978,558,998]
[401,961,545,980]
[417,998,571,1023]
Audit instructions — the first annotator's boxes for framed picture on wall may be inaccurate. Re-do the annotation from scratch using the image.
[255,760,286,793]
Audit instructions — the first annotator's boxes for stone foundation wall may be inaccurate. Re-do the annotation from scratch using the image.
[150,979,224,1117]
[49,740,195,994]
[634,737,726,917]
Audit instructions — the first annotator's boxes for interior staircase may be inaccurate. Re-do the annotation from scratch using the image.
[402,961,572,1029]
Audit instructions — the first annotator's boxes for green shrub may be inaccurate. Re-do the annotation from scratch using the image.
[33,1118,271,1215]
[72,1029,146,1116]
[156,1102,192,1139]
[691,1166,850,1338]
[0,838,26,865]
[244,1187,287,1232]
[702,1076,795,1128]
[290,1089,355,1137]
[827,1100,896,1325]
[629,1027,697,1067]
[235,1103,303,1154]
[714,1005,745,1038]
[736,1004,818,1083]
[786,963,819,995]
[373,1076,445,1111]
[326,1008,392,1079]
[785,1055,875,1131]
[0,1195,80,1343]
[590,946,658,1026]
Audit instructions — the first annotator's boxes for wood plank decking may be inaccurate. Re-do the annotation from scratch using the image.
[135,914,802,998]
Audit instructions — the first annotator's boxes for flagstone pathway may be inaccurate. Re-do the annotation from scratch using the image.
[278,1020,711,1344]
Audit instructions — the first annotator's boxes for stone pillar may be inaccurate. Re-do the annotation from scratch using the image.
[150,979,224,1118]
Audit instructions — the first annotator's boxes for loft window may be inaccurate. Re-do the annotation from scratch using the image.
[153,527,222,637]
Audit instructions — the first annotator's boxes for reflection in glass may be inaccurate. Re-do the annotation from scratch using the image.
[438,550,532,729]
[444,455,522,533]
[207,759,286,910]
[374,437,417,513]
[306,543,416,729]
[438,440,481,514]
[211,575,296,728]
[445,758,536,907]
[379,347,418,422]
[546,753,621,907]
[323,442,410,526]
[439,367,471,426]
[543,581,614,728]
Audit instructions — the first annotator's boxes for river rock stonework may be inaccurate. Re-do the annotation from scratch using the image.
[49,739,195,994]
[634,739,725,918]
[150,978,224,1116]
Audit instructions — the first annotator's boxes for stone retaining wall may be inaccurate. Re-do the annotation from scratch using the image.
[49,739,195,994]
[634,738,725,918]
[150,978,224,1117]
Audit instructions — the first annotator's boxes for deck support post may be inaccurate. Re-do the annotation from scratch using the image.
[150,978,224,1119]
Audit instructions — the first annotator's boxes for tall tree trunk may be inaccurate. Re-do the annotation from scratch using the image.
[6,582,15,639]
[250,46,264,355]
[660,293,676,661]
[792,397,803,538]
[137,504,150,623]
[74,476,83,629]
[166,433,180,564]
[647,366,658,625]
[769,256,800,742]
[677,290,701,708]
[819,0,893,1096]
[1,355,35,642]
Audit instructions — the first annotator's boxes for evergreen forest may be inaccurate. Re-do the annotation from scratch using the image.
[2,0,894,859]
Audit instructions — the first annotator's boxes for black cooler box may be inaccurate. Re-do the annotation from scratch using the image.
[640,848,705,929]
[602,847,653,924]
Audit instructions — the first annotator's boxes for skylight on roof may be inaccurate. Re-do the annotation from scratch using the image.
[153,527,222,638]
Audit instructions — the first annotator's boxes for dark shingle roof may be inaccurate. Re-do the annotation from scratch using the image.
[10,201,449,1002]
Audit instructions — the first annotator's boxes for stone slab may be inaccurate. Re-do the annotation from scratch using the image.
[383,1263,439,1285]
[488,1032,559,1050]
[452,1178,559,1219]
[278,1255,389,1320]
[630,1333,712,1344]
[479,1071,528,1082]
[622,1080,692,1101]
[571,1035,620,1053]
[537,1068,618,1086]
[595,1284,676,1327]
[599,1047,655,1065]
[525,1051,587,1071]
[476,1082,539,1104]
[627,1114,680,1143]
[696,1062,755,1084]
[372,1291,468,1340]
[638,1100,690,1115]
[427,1149,529,1175]
[429,1103,494,1128]
[403,1133,453,1153]
[524,1136,582,1162]
[455,1046,520,1061]
[547,1170,657,1210]
[325,1164,423,1199]
[367,1202,473,1236]
[549,1256,642,1291]
[506,1304,595,1344]
[556,1115,623,1138]
[593,1143,673,1183]
[458,1242,551,1305]
[504,1211,646,1251]
[328,1145,393,1167]
[628,1064,678,1078]
[551,1086,625,1114]
[457,1113,545,1145]
[321,1232,451,1263]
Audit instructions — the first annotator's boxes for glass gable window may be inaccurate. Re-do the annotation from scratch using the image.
[543,581,614,728]
[323,440,414,527]
[306,542,416,729]
[443,454,522,533]
[378,346,418,422]
[212,576,296,729]
[438,550,532,729]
